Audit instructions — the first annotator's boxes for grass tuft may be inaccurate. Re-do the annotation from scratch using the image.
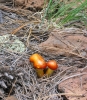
[44,0,87,27]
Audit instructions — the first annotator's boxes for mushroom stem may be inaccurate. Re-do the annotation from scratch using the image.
[45,60,58,77]
[36,69,44,78]
[45,68,54,77]
[29,53,47,78]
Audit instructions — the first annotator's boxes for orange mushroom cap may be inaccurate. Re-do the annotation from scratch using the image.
[29,53,47,69]
[47,60,58,70]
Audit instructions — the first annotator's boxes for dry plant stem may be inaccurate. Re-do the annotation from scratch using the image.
[36,69,44,78]
[25,0,28,5]
[45,68,54,77]
[37,93,83,100]
[12,0,15,7]
[81,66,87,72]
[80,76,83,89]
[52,66,75,81]
[27,28,32,47]
[11,21,40,34]
[0,4,35,16]
[31,34,41,41]
[20,76,27,94]
[47,72,87,93]
[39,46,87,60]
[8,78,17,96]
[39,66,75,82]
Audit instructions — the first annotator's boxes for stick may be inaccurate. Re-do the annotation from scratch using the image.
[38,93,83,100]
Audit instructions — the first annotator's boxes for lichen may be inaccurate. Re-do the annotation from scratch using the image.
[0,34,25,53]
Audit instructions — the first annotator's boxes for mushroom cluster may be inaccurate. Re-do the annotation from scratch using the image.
[29,53,58,78]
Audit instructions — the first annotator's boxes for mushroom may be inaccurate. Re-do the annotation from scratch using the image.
[29,53,46,78]
[45,60,58,77]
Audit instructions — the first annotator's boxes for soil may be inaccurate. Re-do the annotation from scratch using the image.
[0,1,87,100]
[14,0,46,11]
[5,96,17,100]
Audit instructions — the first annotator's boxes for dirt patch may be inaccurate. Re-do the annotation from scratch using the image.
[14,0,46,11]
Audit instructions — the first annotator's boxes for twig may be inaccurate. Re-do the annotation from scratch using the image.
[39,46,87,60]
[64,20,80,27]
[0,4,32,15]
[0,10,3,23]
[26,28,32,47]
[11,21,40,34]
[8,78,17,96]
[38,93,83,100]
[81,66,87,72]
[47,72,87,93]
[31,34,41,41]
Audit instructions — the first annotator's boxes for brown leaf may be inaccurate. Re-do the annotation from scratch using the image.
[39,28,87,57]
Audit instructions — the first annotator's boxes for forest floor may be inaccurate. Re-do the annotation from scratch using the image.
[0,1,87,100]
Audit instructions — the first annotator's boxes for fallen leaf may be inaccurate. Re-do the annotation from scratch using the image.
[39,28,87,57]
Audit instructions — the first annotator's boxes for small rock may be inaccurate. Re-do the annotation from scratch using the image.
[9,75,14,80]
[4,73,14,80]
[80,51,86,57]
[4,72,9,77]
[0,81,7,89]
